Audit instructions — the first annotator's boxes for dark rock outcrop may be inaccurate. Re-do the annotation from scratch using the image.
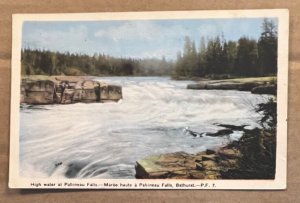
[251,84,277,95]
[238,82,261,91]
[215,124,248,131]
[185,127,235,138]
[21,79,122,105]
[205,129,234,137]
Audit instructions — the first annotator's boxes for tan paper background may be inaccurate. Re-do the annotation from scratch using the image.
[0,0,299,202]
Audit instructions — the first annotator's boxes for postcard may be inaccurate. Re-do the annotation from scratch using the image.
[9,9,289,189]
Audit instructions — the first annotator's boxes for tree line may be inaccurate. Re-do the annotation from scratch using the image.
[174,18,278,78]
[21,18,277,78]
[21,49,173,76]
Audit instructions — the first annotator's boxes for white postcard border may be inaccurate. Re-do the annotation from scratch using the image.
[9,9,289,189]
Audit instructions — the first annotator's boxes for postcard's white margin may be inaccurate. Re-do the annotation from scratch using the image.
[9,14,22,188]
[9,9,289,189]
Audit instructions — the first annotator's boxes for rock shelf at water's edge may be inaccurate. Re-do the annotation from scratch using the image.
[135,126,276,179]
[20,77,122,105]
[135,148,241,179]
[187,76,277,95]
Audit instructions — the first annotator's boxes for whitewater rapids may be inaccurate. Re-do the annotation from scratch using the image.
[20,77,270,178]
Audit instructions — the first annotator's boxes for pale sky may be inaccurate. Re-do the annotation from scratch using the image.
[22,18,277,60]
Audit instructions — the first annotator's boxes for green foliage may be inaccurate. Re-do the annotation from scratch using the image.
[22,18,277,78]
[256,98,277,132]
[222,98,277,179]
[240,98,277,179]
[235,37,259,76]
[21,49,173,76]
[174,18,278,78]
[63,67,86,76]
[258,19,278,75]
[174,37,198,77]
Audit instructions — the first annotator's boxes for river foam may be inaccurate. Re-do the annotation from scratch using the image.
[20,77,270,178]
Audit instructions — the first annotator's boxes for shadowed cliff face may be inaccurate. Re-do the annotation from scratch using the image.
[19,77,272,179]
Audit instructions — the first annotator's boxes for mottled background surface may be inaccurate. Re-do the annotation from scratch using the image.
[0,1,299,202]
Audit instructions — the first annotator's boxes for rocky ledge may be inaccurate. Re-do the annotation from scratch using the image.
[135,126,276,179]
[20,78,122,105]
[135,148,241,179]
[187,78,276,95]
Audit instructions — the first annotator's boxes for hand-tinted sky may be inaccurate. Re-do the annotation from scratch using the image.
[22,18,276,60]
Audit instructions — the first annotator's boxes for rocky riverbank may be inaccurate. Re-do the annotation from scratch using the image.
[187,76,277,95]
[135,147,241,179]
[135,124,276,179]
[20,76,122,105]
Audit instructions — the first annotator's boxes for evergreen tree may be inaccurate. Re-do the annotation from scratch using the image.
[21,48,173,76]
[196,37,207,76]
[235,37,259,76]
[226,41,238,74]
[205,36,223,75]
[258,18,278,75]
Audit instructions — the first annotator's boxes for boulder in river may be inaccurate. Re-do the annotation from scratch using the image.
[205,129,234,137]
[100,84,122,101]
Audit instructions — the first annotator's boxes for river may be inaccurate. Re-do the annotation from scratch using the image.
[20,77,270,179]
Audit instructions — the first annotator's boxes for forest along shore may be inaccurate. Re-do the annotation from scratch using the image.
[20,76,122,105]
[135,76,277,179]
[187,76,277,95]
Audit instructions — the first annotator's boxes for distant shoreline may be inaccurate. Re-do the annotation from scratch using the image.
[186,76,277,95]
